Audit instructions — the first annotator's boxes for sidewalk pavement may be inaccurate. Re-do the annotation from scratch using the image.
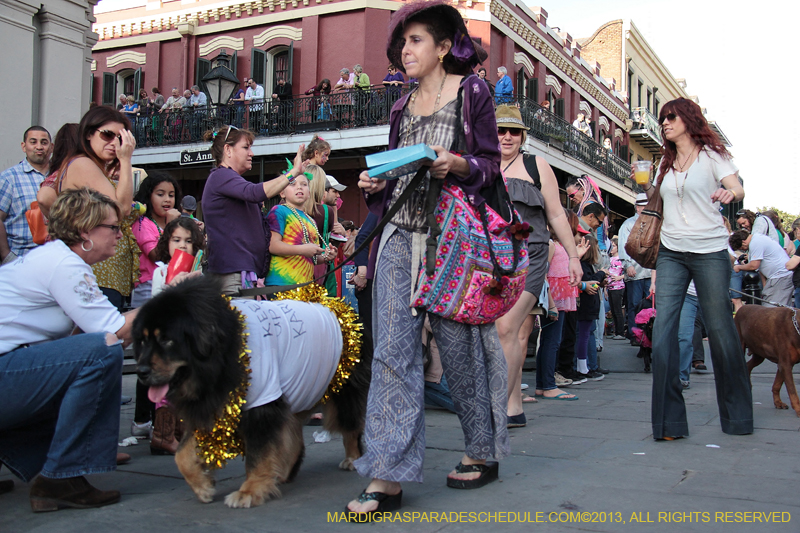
[2,337,798,532]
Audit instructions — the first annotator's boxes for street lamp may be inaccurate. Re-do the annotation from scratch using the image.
[201,49,239,125]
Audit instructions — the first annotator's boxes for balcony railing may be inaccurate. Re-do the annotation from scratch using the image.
[127,87,630,183]
[125,86,412,147]
[511,98,633,184]
[630,106,662,150]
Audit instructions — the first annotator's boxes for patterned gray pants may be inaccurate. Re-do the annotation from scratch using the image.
[354,229,509,483]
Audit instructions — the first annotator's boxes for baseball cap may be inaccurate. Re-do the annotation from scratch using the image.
[326,175,347,191]
[181,195,197,211]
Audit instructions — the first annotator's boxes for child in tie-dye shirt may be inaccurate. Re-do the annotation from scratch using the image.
[264,175,335,286]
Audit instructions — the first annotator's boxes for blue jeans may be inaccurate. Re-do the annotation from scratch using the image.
[678,294,701,383]
[0,333,123,482]
[795,286,800,309]
[424,374,456,413]
[651,246,753,439]
[626,278,651,338]
[595,297,607,349]
[536,311,565,391]
[729,269,744,300]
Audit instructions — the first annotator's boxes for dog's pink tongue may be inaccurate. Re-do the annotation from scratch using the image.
[148,384,169,404]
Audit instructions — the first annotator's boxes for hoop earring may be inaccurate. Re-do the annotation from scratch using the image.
[438,54,445,63]
[81,239,94,252]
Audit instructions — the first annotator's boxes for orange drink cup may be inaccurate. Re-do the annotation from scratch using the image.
[633,160,652,185]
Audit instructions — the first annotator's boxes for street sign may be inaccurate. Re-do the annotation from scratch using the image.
[180,149,213,165]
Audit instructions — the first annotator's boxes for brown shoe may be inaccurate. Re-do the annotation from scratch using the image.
[150,406,179,455]
[29,475,120,512]
[116,453,131,465]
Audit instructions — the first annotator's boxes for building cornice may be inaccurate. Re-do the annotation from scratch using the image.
[489,1,629,125]
[92,0,405,42]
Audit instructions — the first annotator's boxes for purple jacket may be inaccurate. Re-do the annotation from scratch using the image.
[202,166,269,276]
[365,74,500,275]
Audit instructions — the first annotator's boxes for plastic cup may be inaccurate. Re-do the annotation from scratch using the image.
[633,160,652,185]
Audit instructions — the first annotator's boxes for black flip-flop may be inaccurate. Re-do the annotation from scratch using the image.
[344,489,402,522]
[446,461,499,490]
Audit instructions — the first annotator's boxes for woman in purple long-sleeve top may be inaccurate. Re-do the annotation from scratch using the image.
[201,127,309,295]
[345,0,507,519]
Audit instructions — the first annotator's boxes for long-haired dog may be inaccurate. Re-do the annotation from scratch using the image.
[133,277,371,508]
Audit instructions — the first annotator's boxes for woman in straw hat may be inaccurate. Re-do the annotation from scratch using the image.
[494,105,582,426]
[350,0,504,519]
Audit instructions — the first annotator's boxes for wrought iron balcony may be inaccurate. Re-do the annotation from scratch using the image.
[629,106,662,153]
[128,87,630,184]
[126,87,410,147]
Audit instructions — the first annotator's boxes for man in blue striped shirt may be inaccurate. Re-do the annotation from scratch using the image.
[0,126,51,265]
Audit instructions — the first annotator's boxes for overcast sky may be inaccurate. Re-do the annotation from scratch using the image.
[532,0,799,215]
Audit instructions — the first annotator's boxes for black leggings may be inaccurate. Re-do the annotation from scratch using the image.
[608,289,626,336]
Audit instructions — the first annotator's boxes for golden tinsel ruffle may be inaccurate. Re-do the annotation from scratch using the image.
[194,300,251,470]
[273,283,363,404]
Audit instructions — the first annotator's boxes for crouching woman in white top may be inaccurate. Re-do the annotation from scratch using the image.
[0,188,139,512]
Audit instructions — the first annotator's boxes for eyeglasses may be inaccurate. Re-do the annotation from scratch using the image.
[497,127,522,136]
[659,113,677,125]
[97,129,122,144]
[97,224,121,233]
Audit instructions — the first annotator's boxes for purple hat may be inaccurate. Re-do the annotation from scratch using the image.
[387,0,487,75]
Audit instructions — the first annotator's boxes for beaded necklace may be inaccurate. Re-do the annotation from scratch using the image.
[673,146,698,225]
[287,205,324,264]
[402,73,448,217]
[404,72,448,147]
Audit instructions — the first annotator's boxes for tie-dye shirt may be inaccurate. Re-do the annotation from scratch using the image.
[264,205,319,286]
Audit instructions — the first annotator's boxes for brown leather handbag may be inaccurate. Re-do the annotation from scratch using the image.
[624,176,664,270]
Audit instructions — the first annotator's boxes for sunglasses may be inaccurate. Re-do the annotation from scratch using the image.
[213,125,240,144]
[736,210,747,217]
[658,113,677,125]
[97,223,121,233]
[497,127,522,136]
[97,129,122,144]
[568,191,580,199]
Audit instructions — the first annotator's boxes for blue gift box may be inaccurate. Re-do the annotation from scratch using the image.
[366,143,437,180]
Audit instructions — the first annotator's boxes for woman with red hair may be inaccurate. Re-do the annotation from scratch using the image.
[645,97,751,441]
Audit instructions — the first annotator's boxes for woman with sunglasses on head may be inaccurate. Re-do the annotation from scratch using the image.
[201,126,309,296]
[349,0,507,518]
[38,106,139,310]
[493,106,581,426]
[644,97,750,441]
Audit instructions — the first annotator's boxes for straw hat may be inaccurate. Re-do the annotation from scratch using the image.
[495,105,529,130]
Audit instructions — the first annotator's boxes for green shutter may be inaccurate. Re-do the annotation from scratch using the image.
[102,72,115,106]
[251,49,266,85]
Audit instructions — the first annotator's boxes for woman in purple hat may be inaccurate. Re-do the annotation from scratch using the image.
[349,0,505,519]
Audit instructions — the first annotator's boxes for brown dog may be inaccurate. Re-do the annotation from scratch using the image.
[735,305,800,417]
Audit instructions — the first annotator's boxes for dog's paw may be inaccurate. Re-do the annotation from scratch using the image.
[775,401,789,410]
[225,490,265,508]
[339,457,357,471]
[193,485,216,503]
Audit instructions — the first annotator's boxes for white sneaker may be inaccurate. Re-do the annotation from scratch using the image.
[131,420,152,439]
[520,383,529,390]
